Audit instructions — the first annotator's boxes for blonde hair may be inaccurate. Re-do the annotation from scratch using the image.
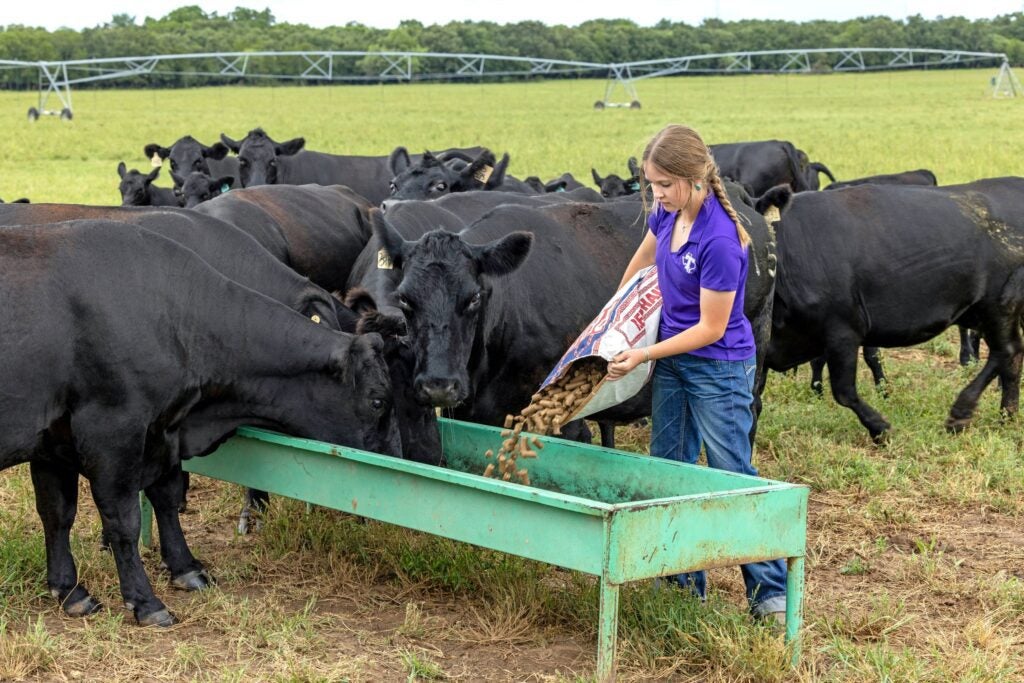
[640,124,751,247]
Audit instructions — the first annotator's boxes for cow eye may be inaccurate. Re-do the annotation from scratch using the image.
[434,182,447,192]
[193,160,202,168]
[397,294,413,311]
[170,161,178,171]
[389,182,397,195]
[239,158,249,167]
[269,159,277,167]
[371,398,384,411]
[466,292,482,311]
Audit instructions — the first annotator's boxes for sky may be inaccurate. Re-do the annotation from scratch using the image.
[4,1,1023,32]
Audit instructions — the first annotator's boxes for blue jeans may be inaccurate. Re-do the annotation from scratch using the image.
[651,353,788,615]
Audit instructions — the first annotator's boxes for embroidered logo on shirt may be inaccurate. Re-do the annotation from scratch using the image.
[681,252,697,274]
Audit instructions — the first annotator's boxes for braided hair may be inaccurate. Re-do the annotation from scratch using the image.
[641,124,751,247]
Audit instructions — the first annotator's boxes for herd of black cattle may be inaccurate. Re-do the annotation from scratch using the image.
[1,129,1022,627]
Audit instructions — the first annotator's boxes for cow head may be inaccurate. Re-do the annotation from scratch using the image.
[591,157,641,198]
[387,147,498,202]
[329,331,403,457]
[144,136,229,185]
[118,162,166,207]
[170,170,234,209]
[370,209,533,407]
[220,128,305,187]
[346,288,444,466]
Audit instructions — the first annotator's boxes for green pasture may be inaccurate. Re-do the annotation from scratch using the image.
[1,69,1023,681]
[0,67,1019,204]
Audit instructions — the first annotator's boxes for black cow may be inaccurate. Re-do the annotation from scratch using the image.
[170,170,235,209]
[144,135,238,186]
[763,178,1024,442]
[0,197,29,204]
[0,220,400,626]
[825,169,938,191]
[220,128,482,205]
[591,157,641,198]
[388,148,498,200]
[711,141,835,195]
[117,163,179,207]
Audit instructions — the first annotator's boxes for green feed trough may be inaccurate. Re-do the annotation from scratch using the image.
[160,418,808,681]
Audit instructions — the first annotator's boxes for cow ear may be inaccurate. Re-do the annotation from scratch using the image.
[389,146,411,175]
[220,133,241,153]
[546,179,568,192]
[460,149,497,186]
[117,161,127,179]
[146,168,161,184]
[143,143,169,160]
[483,152,507,189]
[592,168,603,186]
[369,208,411,268]
[627,157,640,178]
[754,184,793,218]
[343,287,378,316]
[523,176,545,193]
[204,142,230,160]
[471,231,533,277]
[276,137,305,156]
[356,310,407,339]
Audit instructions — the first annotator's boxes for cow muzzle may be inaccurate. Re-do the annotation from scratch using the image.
[415,376,465,407]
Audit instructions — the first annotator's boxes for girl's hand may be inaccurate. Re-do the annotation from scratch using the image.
[607,349,645,380]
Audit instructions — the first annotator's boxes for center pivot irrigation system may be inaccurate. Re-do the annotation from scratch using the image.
[1,46,1017,120]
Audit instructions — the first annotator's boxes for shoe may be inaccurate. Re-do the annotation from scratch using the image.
[755,610,786,634]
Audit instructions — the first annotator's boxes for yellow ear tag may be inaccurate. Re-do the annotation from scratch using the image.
[150,152,162,168]
[377,248,394,270]
[473,164,494,184]
[763,206,781,225]
[310,314,321,324]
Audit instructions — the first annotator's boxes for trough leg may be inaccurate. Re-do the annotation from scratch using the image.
[596,578,620,683]
[785,555,805,668]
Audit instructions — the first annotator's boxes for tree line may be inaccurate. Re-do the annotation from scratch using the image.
[2,7,1023,89]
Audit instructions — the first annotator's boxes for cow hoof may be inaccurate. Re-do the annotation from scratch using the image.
[172,568,215,591]
[237,513,263,535]
[945,416,972,434]
[137,608,177,627]
[811,381,823,397]
[64,595,103,618]
[870,430,891,446]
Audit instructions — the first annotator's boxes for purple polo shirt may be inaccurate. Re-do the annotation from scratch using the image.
[648,193,755,361]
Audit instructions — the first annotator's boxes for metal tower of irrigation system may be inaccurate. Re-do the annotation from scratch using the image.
[0,47,1015,120]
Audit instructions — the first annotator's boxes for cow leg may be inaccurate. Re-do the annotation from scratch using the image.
[238,488,271,535]
[597,422,616,449]
[946,357,1003,432]
[825,344,891,443]
[998,349,1023,417]
[808,357,826,396]
[30,461,102,617]
[89,476,175,626]
[862,347,888,395]
[179,470,190,513]
[145,466,213,591]
[958,325,981,366]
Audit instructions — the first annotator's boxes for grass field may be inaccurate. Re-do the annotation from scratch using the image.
[0,69,1022,682]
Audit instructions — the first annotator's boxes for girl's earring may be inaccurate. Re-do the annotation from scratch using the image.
[694,183,702,191]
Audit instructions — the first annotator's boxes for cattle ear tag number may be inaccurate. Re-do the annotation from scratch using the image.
[473,165,494,184]
[150,152,162,168]
[377,249,394,270]
[762,206,781,225]
[310,314,321,324]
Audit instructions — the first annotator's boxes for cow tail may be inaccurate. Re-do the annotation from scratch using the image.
[783,143,809,192]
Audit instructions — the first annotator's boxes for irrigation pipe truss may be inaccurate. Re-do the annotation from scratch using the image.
[0,47,1016,119]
